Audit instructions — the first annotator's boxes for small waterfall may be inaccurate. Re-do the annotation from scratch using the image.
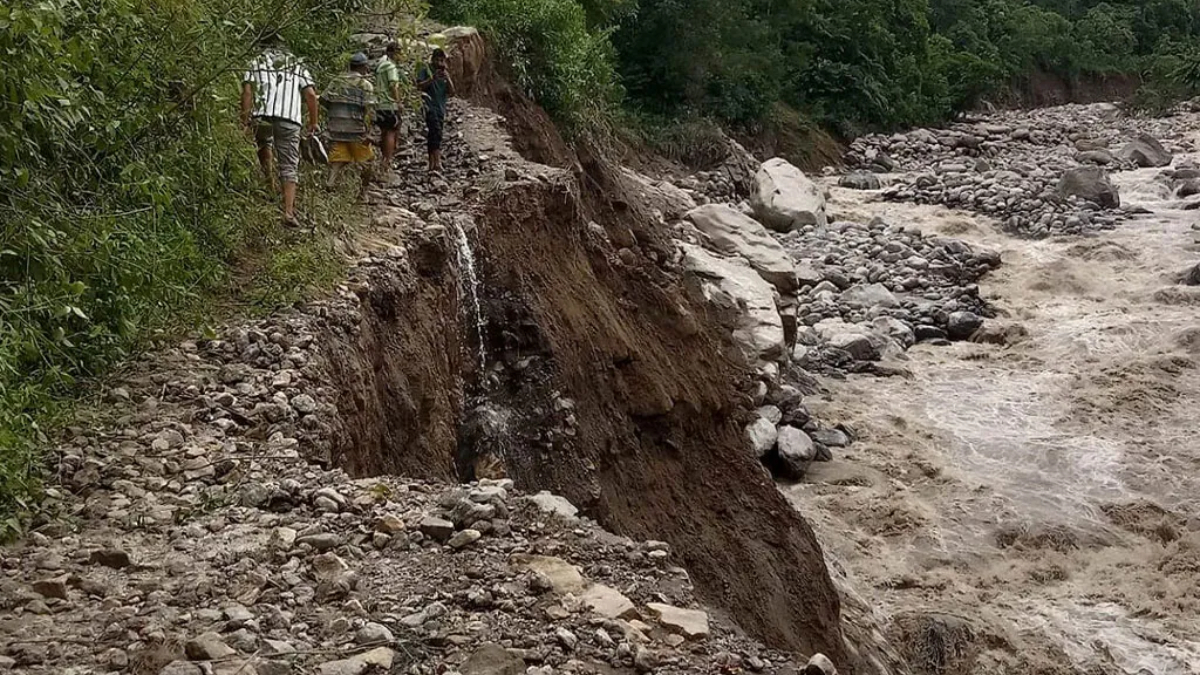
[450,214,488,372]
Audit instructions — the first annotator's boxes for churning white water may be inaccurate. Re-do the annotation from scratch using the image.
[788,131,1200,674]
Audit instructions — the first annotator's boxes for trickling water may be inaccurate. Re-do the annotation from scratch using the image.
[450,214,488,372]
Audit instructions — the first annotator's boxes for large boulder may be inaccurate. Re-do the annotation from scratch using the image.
[623,168,697,220]
[775,426,815,478]
[1056,167,1120,209]
[838,283,898,310]
[686,204,797,292]
[751,158,828,233]
[1117,134,1172,168]
[682,244,784,364]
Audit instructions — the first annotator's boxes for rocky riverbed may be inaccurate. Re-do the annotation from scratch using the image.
[845,103,1200,238]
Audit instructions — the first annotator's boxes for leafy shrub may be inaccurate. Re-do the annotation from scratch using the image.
[0,0,419,531]
[432,0,622,130]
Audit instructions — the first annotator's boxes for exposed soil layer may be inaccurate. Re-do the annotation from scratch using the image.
[317,31,852,669]
[319,241,463,482]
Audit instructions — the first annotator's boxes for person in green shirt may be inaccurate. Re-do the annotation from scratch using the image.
[374,42,403,175]
[416,48,455,173]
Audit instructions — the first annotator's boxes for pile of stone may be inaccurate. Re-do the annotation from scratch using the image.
[661,154,1001,479]
[781,217,999,361]
[1,241,830,675]
[845,103,1193,237]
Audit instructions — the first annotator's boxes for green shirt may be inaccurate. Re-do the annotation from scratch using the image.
[374,59,401,111]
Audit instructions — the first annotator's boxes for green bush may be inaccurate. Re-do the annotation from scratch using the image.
[431,0,622,130]
[0,0,418,531]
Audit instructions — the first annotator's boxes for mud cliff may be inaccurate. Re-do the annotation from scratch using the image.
[318,30,848,666]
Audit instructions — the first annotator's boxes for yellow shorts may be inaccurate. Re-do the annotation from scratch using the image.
[329,141,374,163]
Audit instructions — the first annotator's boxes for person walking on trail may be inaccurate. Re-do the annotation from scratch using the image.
[241,34,318,227]
[374,42,404,177]
[416,48,455,173]
[323,52,377,197]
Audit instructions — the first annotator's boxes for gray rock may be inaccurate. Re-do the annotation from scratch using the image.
[839,283,898,309]
[185,632,236,661]
[527,492,579,519]
[746,418,778,458]
[419,516,456,542]
[1117,134,1172,168]
[556,627,579,650]
[296,533,342,551]
[290,394,318,414]
[1182,263,1200,286]
[1057,167,1119,209]
[646,602,710,639]
[811,429,850,448]
[751,158,828,232]
[446,498,496,527]
[579,583,638,619]
[448,529,482,549]
[461,643,526,675]
[317,647,395,675]
[682,244,785,364]
[756,405,782,425]
[89,548,131,569]
[915,325,947,342]
[356,622,394,644]
[1075,149,1114,166]
[838,174,881,190]
[31,576,68,600]
[805,653,838,675]
[829,333,878,361]
[776,426,815,478]
[686,204,798,292]
[261,639,296,656]
[947,311,984,340]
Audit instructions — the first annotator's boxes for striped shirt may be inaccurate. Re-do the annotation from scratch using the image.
[244,49,315,126]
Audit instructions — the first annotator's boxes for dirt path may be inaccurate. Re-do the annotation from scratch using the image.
[788,132,1200,674]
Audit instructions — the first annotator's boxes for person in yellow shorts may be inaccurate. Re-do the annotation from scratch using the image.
[322,52,376,196]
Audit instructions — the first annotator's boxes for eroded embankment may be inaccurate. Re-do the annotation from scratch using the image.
[314,32,849,667]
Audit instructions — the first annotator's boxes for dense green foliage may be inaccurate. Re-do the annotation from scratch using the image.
[0,0,416,529]
[433,0,1200,136]
[433,0,624,130]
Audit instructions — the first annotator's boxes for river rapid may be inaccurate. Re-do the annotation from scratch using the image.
[788,119,1200,675]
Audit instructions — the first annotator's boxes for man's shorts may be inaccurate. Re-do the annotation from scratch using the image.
[425,108,445,152]
[329,141,375,164]
[255,117,302,183]
[376,109,401,132]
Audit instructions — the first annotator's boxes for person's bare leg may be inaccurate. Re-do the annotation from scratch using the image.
[259,146,277,192]
[327,163,344,190]
[382,130,396,170]
[282,181,298,222]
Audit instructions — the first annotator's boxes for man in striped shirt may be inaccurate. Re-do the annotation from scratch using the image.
[241,35,319,226]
